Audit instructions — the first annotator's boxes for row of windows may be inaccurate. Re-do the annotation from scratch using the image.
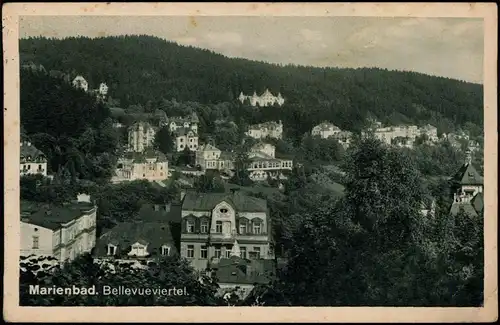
[186,245,261,259]
[106,244,170,256]
[179,144,198,150]
[21,164,44,170]
[179,138,197,143]
[186,220,262,234]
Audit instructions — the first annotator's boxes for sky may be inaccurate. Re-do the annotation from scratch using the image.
[19,16,484,84]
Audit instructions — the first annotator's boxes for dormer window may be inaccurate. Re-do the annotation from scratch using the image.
[130,243,147,256]
[186,220,195,233]
[161,245,171,256]
[107,244,117,256]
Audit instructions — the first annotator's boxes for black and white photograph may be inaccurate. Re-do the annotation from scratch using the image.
[3,2,497,323]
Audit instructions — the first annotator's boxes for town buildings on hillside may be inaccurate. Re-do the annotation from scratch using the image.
[166,112,199,133]
[71,76,108,101]
[127,121,157,152]
[195,142,292,181]
[238,89,285,107]
[20,140,48,177]
[112,150,169,183]
[180,191,274,272]
[362,123,439,148]
[246,121,283,140]
[20,194,97,263]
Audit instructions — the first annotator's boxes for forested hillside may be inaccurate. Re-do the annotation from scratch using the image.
[20,35,483,134]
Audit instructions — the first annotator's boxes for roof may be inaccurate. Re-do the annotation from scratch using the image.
[122,150,167,163]
[249,121,281,130]
[182,191,267,213]
[220,151,235,160]
[471,192,484,214]
[20,142,46,160]
[451,162,483,185]
[449,192,484,216]
[314,122,340,131]
[449,202,479,216]
[198,143,221,152]
[21,200,95,230]
[248,152,281,162]
[138,203,182,223]
[174,127,197,137]
[93,221,177,257]
[210,256,276,285]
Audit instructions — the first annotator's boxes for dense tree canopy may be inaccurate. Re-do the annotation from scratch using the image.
[20,35,483,135]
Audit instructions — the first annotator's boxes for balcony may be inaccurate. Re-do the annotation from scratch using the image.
[181,233,209,241]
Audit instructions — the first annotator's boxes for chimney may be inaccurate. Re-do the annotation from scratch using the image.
[465,150,472,165]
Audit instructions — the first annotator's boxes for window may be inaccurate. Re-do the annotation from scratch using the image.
[214,247,221,258]
[220,208,228,214]
[239,220,247,235]
[186,220,195,233]
[201,220,209,233]
[161,245,170,256]
[225,248,232,258]
[240,247,247,259]
[253,221,261,234]
[187,245,194,258]
[38,164,42,170]
[180,138,184,142]
[251,247,260,259]
[107,244,117,256]
[215,221,222,233]
[28,165,31,170]
[180,145,184,149]
[32,236,39,249]
[200,246,208,259]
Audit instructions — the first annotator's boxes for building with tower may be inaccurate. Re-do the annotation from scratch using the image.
[449,151,484,216]
[238,89,285,107]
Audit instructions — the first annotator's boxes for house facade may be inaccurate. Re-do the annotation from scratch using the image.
[167,112,199,133]
[174,127,199,152]
[20,141,48,177]
[180,191,274,272]
[246,121,283,140]
[238,89,285,107]
[111,150,168,183]
[72,76,89,92]
[247,151,293,182]
[20,195,97,263]
[311,122,342,139]
[128,121,157,152]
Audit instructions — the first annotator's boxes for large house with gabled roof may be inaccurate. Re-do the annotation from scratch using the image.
[449,153,484,216]
[93,221,178,264]
[20,140,48,177]
[180,190,274,272]
[112,150,169,183]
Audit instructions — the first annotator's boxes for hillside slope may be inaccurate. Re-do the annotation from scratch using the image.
[20,35,483,133]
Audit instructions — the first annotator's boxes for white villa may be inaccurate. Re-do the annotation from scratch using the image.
[20,141,48,177]
[111,150,169,183]
[72,76,89,92]
[195,142,292,181]
[238,89,285,107]
[246,121,283,140]
[128,121,157,153]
